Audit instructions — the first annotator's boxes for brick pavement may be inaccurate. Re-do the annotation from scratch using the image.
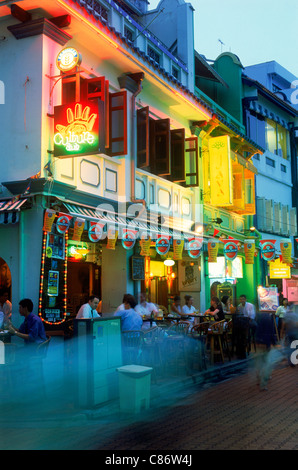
[1,356,297,450]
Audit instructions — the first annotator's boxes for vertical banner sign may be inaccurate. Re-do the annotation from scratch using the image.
[106,228,118,250]
[260,240,276,262]
[209,135,233,206]
[88,221,105,242]
[56,213,72,234]
[223,239,238,261]
[72,218,85,242]
[187,238,203,259]
[139,234,151,256]
[208,238,219,263]
[244,239,255,264]
[155,235,171,256]
[173,239,184,260]
[122,229,137,250]
[43,209,56,232]
[280,239,292,265]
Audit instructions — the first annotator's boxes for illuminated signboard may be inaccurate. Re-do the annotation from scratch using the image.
[54,101,104,158]
[56,47,82,72]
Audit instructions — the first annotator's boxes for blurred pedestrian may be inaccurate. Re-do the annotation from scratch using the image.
[275,298,290,340]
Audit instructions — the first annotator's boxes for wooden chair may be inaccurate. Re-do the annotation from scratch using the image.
[190,322,210,371]
[167,321,191,336]
[207,320,226,365]
[121,330,144,365]
[142,327,166,381]
[166,322,191,375]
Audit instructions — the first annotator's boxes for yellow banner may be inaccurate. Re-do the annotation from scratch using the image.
[43,209,56,232]
[139,236,151,257]
[280,239,292,265]
[269,258,291,279]
[208,238,219,263]
[244,239,255,265]
[173,239,184,260]
[106,228,118,250]
[209,135,233,206]
[72,218,85,242]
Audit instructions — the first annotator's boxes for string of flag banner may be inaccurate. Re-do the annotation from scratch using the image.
[42,209,295,264]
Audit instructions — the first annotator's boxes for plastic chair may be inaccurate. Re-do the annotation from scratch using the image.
[121,330,144,365]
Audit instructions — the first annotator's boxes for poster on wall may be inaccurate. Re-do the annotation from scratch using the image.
[39,225,67,324]
[257,286,279,312]
[178,259,201,292]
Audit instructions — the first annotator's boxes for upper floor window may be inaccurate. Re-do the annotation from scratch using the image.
[147,45,161,66]
[92,0,109,23]
[265,118,289,159]
[172,66,179,80]
[124,25,134,43]
[246,111,266,149]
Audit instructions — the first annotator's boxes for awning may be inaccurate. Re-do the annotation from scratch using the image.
[62,201,196,240]
[0,198,27,225]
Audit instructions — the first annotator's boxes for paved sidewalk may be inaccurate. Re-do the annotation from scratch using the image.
[1,350,297,450]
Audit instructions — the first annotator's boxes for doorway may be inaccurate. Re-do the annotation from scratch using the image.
[0,258,11,300]
[67,261,101,316]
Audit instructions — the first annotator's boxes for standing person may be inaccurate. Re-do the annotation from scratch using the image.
[114,294,143,331]
[8,298,47,345]
[275,298,289,340]
[205,296,225,321]
[76,295,101,319]
[237,294,257,354]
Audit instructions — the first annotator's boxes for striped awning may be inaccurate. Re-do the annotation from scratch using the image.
[0,198,27,225]
[63,202,195,239]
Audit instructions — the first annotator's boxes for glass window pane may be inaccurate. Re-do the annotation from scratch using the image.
[265,119,277,154]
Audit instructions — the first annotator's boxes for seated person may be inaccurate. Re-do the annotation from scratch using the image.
[114,294,143,331]
[181,295,197,323]
[8,298,47,345]
[0,289,12,328]
[76,295,101,319]
[170,295,182,317]
[135,292,158,329]
[205,296,225,321]
[221,295,235,315]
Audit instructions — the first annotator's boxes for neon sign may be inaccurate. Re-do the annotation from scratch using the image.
[54,102,100,157]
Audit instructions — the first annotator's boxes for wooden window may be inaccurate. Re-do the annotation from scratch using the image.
[81,76,106,101]
[137,107,149,168]
[232,163,245,210]
[150,118,171,176]
[62,75,85,104]
[168,129,185,183]
[185,136,199,187]
[109,90,127,156]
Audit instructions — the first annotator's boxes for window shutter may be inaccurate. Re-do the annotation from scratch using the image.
[289,207,297,236]
[151,118,171,176]
[256,197,266,230]
[281,205,290,236]
[137,107,149,168]
[83,76,106,101]
[273,202,281,234]
[169,128,185,183]
[109,90,127,156]
[265,199,274,232]
[185,136,199,187]
[232,162,245,210]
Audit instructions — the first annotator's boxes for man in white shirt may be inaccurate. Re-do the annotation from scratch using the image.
[76,295,101,319]
[135,293,158,329]
[237,295,256,320]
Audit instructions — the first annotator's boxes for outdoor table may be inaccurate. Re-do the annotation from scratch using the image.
[0,330,11,343]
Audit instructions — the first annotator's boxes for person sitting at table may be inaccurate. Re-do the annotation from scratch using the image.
[0,289,12,328]
[205,296,225,321]
[135,292,158,329]
[115,294,130,313]
[170,295,182,317]
[76,295,101,319]
[114,294,143,331]
[181,295,197,323]
[221,295,235,315]
[8,298,47,345]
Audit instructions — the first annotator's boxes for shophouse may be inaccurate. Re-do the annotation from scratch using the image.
[0,0,261,334]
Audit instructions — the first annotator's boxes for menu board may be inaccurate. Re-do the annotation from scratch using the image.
[131,256,145,280]
[39,226,67,324]
[257,286,279,312]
